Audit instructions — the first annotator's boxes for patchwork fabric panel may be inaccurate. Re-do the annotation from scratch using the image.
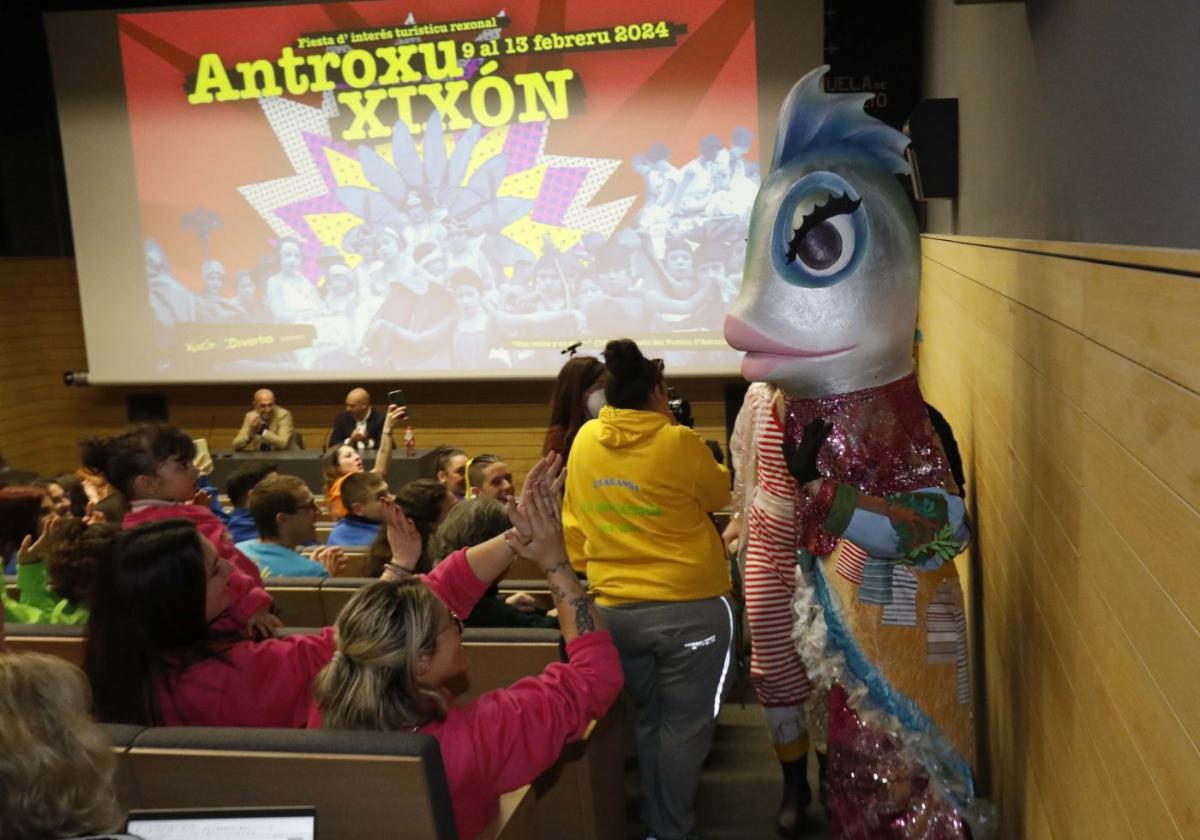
[858,557,894,605]
[835,539,867,585]
[881,566,918,626]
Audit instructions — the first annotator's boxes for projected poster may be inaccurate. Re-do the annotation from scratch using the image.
[118,1,758,377]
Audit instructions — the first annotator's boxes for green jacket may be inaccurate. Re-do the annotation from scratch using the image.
[2,560,89,625]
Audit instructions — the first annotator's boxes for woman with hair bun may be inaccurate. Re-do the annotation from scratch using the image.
[562,337,734,840]
[313,454,622,840]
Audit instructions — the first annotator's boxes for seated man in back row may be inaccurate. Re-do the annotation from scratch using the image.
[236,474,346,578]
[328,387,387,450]
[467,453,515,503]
[232,389,299,451]
[327,472,390,547]
[224,462,278,543]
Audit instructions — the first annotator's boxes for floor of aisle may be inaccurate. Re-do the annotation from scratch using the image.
[624,679,832,839]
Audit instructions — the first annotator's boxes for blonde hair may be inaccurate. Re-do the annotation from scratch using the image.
[0,654,122,838]
[314,579,449,731]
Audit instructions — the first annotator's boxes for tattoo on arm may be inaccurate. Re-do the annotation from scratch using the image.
[572,595,596,634]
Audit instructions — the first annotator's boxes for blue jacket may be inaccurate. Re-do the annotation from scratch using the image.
[327,515,381,547]
[226,508,259,543]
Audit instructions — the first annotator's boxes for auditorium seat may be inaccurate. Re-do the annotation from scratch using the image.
[3,622,85,666]
[116,726,534,839]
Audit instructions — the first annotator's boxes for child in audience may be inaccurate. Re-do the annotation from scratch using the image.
[312,454,623,840]
[83,425,278,637]
[428,496,558,630]
[321,404,405,517]
[224,463,278,543]
[0,654,129,838]
[237,475,346,578]
[3,515,115,626]
[327,472,390,547]
[86,519,338,727]
[0,486,51,574]
[368,478,457,576]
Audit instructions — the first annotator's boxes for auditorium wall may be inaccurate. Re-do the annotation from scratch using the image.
[0,257,735,485]
[922,0,1199,250]
[917,235,1200,838]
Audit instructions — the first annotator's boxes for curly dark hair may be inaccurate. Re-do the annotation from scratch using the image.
[43,520,120,607]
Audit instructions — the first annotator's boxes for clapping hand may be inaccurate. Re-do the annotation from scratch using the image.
[505,454,566,573]
[381,498,421,576]
[17,514,66,565]
[312,545,347,576]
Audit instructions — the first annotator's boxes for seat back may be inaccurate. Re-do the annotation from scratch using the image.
[3,623,85,667]
[265,578,327,626]
[123,727,458,840]
[452,627,564,703]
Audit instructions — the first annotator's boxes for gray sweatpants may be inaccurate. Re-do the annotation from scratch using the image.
[599,596,736,840]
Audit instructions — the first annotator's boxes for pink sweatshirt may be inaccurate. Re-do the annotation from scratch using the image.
[124,502,272,626]
[310,549,624,840]
[156,628,336,727]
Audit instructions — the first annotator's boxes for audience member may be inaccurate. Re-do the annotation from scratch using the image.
[0,485,51,574]
[312,454,622,840]
[466,454,514,502]
[3,515,115,626]
[322,404,404,517]
[329,387,389,450]
[0,654,129,838]
[433,445,469,500]
[44,473,88,517]
[543,355,607,460]
[327,472,390,547]
[224,462,279,543]
[83,425,278,638]
[428,496,558,629]
[369,478,456,576]
[238,475,345,578]
[86,519,334,727]
[563,339,733,840]
[232,388,298,451]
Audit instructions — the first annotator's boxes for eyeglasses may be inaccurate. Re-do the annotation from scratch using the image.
[291,500,319,514]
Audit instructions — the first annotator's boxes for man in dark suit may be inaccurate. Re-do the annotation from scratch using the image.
[328,387,388,450]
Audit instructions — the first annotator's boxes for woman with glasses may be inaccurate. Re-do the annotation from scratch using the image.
[562,338,734,840]
[85,518,341,728]
[313,454,622,840]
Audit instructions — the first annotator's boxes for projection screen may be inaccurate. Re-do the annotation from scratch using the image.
[46,0,760,383]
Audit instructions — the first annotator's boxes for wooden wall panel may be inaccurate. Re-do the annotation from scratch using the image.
[0,258,737,491]
[918,235,1200,838]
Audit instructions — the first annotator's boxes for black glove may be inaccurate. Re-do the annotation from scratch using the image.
[781,418,833,483]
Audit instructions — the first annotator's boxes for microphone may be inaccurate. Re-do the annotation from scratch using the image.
[561,341,582,356]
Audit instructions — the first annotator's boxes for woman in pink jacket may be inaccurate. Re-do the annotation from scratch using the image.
[312,454,623,840]
[85,519,331,727]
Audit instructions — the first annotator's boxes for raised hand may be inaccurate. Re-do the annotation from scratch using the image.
[381,499,422,573]
[17,514,64,565]
[504,475,566,573]
[781,417,833,484]
[382,404,407,434]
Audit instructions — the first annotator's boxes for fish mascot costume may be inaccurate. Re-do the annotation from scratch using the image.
[726,67,988,838]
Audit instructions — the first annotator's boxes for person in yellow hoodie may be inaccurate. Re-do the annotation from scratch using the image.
[563,338,734,840]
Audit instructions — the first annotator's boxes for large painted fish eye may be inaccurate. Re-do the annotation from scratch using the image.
[771,172,867,287]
